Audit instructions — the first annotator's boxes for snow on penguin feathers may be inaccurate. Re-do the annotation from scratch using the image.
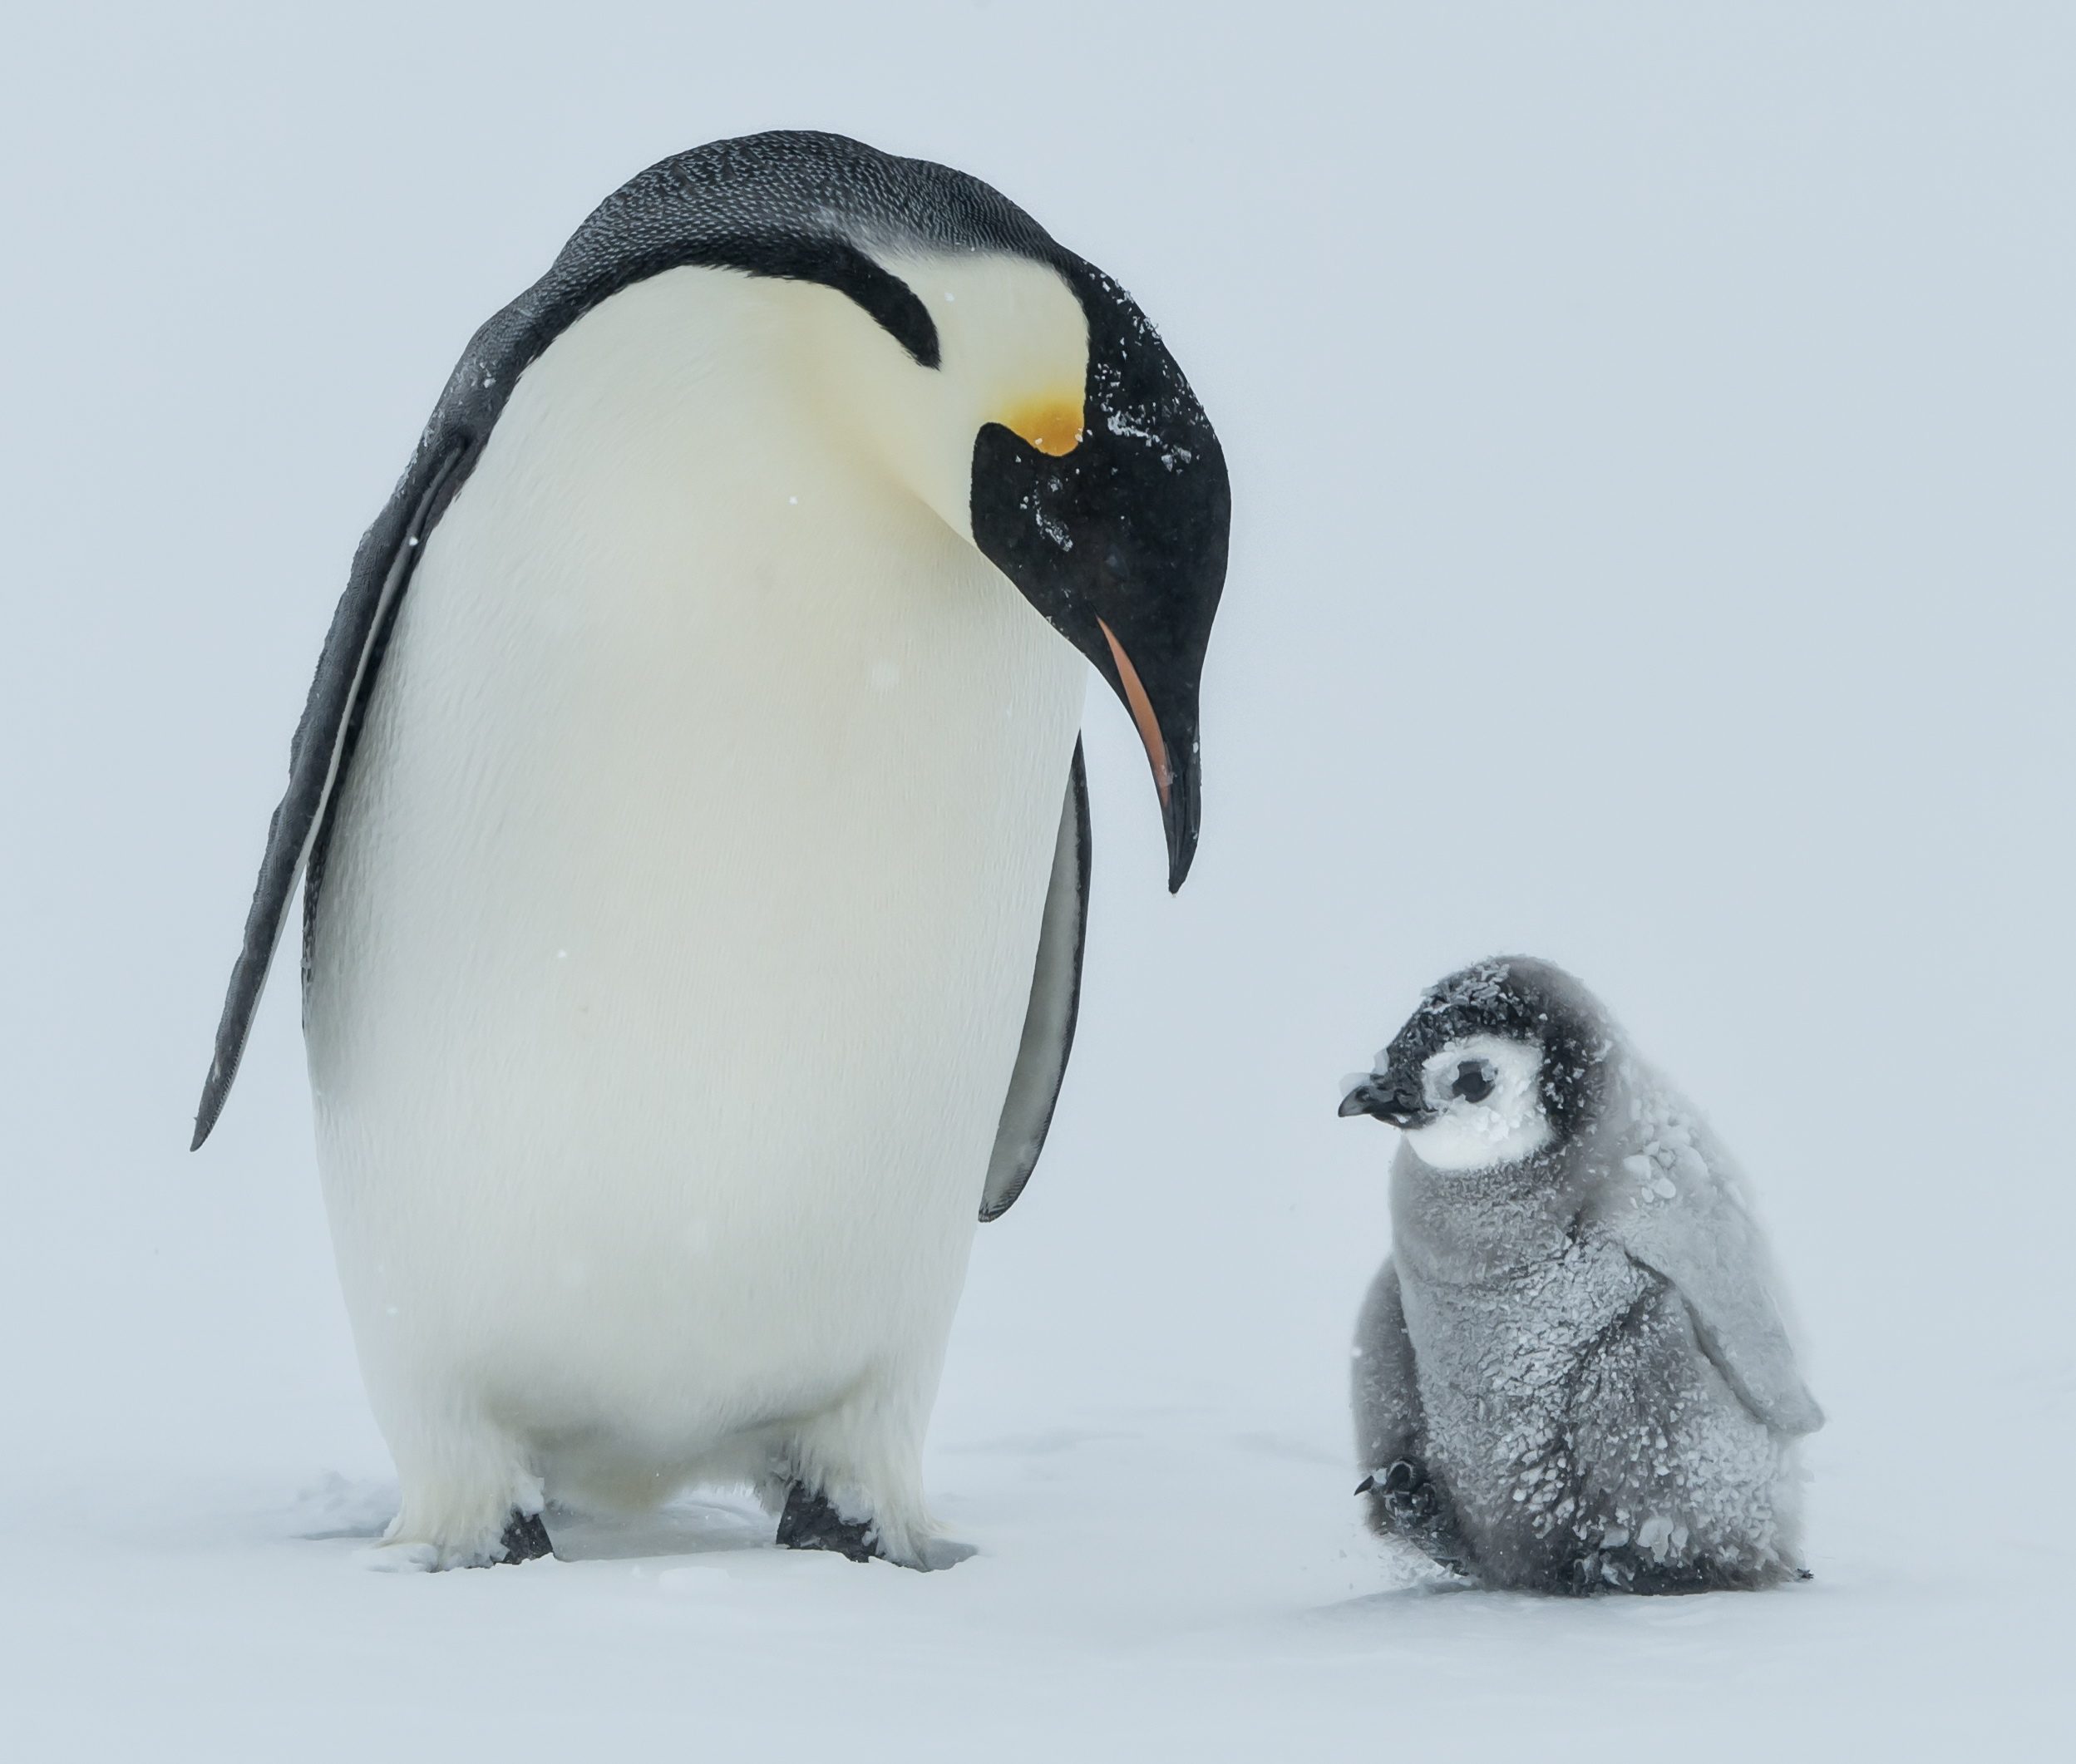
[1340,957,1822,1594]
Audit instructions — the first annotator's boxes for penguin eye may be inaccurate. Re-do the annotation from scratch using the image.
[1451,1061,1495,1104]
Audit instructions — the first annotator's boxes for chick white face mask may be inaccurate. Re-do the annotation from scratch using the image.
[1399,1035,1553,1171]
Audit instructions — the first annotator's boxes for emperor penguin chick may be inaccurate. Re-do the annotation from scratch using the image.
[1339,958,1822,1594]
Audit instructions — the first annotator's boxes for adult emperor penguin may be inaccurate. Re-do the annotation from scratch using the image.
[193,131,1229,1570]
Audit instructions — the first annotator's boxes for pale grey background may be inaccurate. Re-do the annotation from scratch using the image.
[2,3,2069,1756]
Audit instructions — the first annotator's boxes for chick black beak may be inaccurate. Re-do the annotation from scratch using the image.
[1339,1072,1429,1127]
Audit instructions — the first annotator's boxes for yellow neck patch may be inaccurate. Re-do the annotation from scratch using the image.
[1002,394,1086,457]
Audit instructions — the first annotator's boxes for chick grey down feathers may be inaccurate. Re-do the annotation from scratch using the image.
[1345,958,1822,1594]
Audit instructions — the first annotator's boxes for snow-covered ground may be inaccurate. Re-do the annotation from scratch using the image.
[7,1405,2069,1760]
[4,5,2071,1757]
[6,1223,2067,1759]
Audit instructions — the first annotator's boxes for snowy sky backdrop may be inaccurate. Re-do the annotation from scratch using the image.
[2,3,2069,1757]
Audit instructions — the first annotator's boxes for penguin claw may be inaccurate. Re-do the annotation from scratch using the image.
[1360,1458,1477,1579]
[775,1485,880,1564]
[496,1510,555,1564]
[1379,1459,1435,1522]
[359,1510,554,1573]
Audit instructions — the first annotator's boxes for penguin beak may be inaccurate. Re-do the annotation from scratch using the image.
[1096,618,1201,892]
[1339,1071,1430,1127]
[967,254,1227,896]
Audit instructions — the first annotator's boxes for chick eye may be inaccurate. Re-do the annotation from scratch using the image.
[1451,1061,1495,1104]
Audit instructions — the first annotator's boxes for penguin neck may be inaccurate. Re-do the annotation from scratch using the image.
[1388,1144,1583,1285]
[487,262,934,555]
[494,252,1089,559]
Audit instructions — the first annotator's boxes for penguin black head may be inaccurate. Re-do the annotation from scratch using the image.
[1339,958,1615,1171]
[964,258,1226,891]
[479,131,1229,891]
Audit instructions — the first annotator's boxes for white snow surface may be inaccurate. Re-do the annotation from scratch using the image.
[4,4,2073,1759]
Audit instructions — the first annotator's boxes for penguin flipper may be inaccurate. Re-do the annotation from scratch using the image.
[1353,1259,1424,1472]
[1592,1067,1825,1437]
[190,437,471,1150]
[979,741,1091,1220]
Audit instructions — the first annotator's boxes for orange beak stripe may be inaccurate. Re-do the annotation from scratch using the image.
[1097,618,1171,812]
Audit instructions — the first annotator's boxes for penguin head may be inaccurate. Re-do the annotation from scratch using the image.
[959,257,1227,894]
[1339,958,1614,1172]
[540,133,1228,890]
[806,239,1227,894]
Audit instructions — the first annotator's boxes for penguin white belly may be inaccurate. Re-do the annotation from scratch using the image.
[301,269,1084,1562]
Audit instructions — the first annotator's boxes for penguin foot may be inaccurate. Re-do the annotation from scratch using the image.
[1359,1459,1476,1578]
[358,1508,555,1572]
[1547,1540,1805,1597]
[1364,1459,1437,1528]
[776,1484,882,1564]
[496,1509,555,1565]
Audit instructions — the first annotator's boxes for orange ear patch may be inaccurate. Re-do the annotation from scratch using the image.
[1003,395,1086,457]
